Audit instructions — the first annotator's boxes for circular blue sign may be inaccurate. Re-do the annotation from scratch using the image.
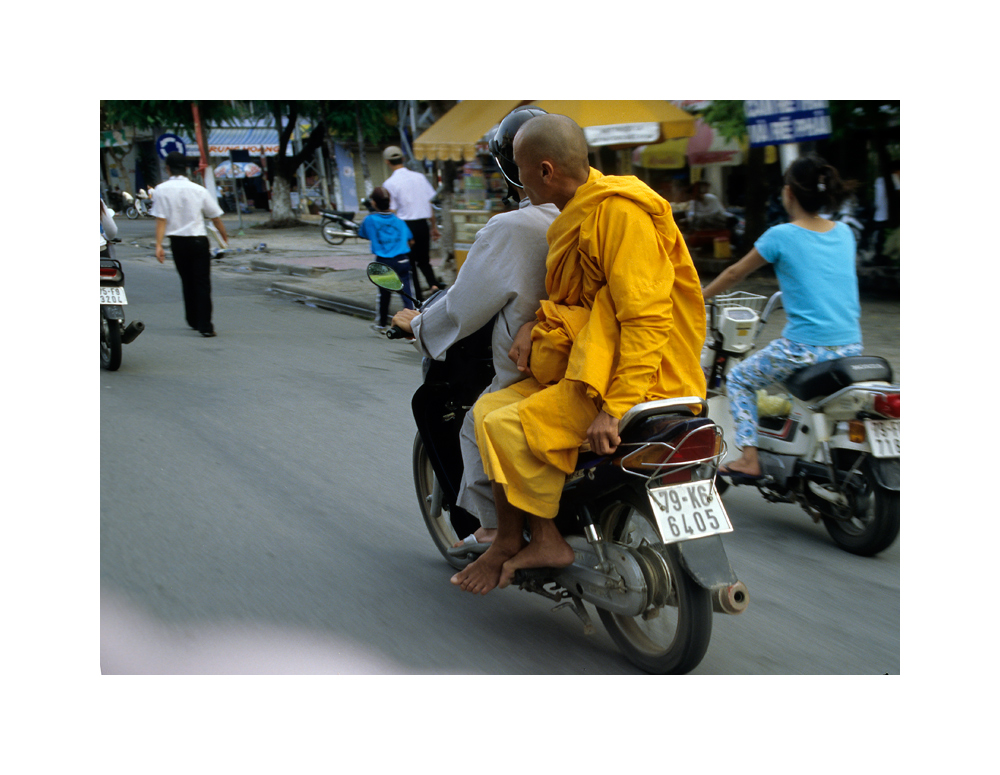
[156,133,187,159]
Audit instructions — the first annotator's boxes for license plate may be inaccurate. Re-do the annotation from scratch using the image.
[647,481,733,545]
[864,419,899,458]
[101,287,127,305]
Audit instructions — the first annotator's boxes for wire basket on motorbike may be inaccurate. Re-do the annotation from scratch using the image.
[705,290,768,356]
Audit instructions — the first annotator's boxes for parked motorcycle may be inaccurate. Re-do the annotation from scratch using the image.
[123,190,155,220]
[703,291,900,556]
[367,262,749,674]
[319,209,361,245]
[101,243,145,370]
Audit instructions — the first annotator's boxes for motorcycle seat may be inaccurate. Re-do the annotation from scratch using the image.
[784,356,893,401]
[320,209,354,220]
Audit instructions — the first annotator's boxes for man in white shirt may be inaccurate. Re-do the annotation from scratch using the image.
[382,146,441,299]
[154,152,229,337]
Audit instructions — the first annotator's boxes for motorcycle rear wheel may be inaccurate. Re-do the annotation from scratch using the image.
[125,206,139,220]
[412,433,471,570]
[101,312,122,371]
[819,460,899,556]
[321,221,347,245]
[596,491,713,675]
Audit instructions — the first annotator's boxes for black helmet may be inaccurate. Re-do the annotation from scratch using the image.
[488,105,547,188]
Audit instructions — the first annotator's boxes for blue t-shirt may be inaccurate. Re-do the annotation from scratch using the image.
[754,221,862,346]
[358,212,412,259]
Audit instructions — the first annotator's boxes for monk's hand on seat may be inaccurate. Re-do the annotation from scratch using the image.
[509,320,535,375]
[587,410,621,455]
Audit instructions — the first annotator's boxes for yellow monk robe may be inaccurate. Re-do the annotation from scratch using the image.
[475,168,706,518]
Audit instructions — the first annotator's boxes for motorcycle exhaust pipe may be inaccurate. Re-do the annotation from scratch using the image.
[121,320,145,344]
[712,581,749,615]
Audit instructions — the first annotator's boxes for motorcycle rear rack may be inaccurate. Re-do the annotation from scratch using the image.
[615,424,727,486]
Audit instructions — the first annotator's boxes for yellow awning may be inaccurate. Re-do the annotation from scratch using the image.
[413,100,523,162]
[530,100,697,143]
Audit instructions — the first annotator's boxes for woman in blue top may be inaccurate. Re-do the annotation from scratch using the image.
[358,186,416,332]
[703,153,862,479]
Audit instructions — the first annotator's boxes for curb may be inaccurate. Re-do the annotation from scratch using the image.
[268,278,376,319]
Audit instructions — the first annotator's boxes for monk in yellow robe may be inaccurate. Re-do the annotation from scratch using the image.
[451,114,706,595]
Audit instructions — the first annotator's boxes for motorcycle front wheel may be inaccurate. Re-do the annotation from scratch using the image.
[101,312,122,371]
[412,433,471,571]
[125,206,139,220]
[818,459,899,556]
[596,491,713,674]
[321,221,347,245]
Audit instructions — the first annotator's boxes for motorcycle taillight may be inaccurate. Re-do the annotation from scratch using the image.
[100,266,122,281]
[618,422,723,482]
[873,393,900,418]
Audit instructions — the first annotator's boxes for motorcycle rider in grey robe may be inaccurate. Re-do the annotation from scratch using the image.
[391,107,557,546]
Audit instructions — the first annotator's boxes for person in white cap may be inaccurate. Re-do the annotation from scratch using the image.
[382,146,441,299]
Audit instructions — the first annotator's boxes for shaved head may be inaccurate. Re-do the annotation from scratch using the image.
[514,114,590,181]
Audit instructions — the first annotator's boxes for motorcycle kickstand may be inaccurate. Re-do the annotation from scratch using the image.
[553,594,596,636]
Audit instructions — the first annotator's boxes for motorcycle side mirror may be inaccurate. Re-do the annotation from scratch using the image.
[366,262,421,308]
[367,261,403,291]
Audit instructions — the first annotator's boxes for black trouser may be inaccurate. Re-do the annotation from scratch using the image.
[374,255,415,326]
[405,219,438,298]
[169,235,214,334]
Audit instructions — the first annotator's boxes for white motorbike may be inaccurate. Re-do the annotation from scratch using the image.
[703,291,900,556]
[123,190,155,219]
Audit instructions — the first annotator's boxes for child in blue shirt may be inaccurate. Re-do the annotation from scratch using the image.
[358,186,416,331]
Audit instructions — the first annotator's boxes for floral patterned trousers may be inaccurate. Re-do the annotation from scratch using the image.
[727,337,863,449]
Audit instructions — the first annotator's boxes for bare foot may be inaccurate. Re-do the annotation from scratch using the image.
[452,527,497,548]
[450,538,523,595]
[497,533,576,589]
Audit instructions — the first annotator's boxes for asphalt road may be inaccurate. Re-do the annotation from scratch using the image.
[100,222,899,674]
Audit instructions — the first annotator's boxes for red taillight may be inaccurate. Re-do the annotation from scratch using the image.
[873,393,900,418]
[672,424,723,462]
[100,266,121,280]
[618,422,722,482]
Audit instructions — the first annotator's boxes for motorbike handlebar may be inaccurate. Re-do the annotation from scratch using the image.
[385,325,409,340]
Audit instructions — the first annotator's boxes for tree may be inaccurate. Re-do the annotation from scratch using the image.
[701,100,770,248]
[102,100,398,227]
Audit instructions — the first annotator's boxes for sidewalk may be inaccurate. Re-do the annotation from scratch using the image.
[213,212,456,319]
[212,212,900,379]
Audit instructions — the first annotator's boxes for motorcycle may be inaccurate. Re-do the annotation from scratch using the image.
[319,209,361,245]
[367,262,749,675]
[101,241,145,370]
[123,190,155,220]
[703,291,900,556]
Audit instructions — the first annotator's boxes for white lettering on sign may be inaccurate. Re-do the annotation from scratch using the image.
[584,122,661,147]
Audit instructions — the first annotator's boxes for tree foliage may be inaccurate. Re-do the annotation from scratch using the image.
[101,100,241,132]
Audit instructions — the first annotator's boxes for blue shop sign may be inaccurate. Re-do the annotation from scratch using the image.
[744,101,831,147]
[156,133,187,158]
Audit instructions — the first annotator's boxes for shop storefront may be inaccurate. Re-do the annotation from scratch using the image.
[412,100,698,270]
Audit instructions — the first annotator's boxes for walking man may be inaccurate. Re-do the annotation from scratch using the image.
[154,152,229,337]
[382,146,441,299]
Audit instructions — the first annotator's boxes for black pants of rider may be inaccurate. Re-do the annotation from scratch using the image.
[169,235,214,335]
[404,219,438,299]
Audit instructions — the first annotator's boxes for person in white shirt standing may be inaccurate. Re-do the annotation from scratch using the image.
[154,152,229,337]
[382,146,441,299]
